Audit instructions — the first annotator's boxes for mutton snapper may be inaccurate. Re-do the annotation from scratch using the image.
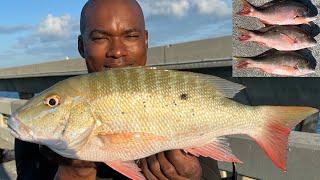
[7,67,318,179]
[238,26,317,51]
[234,50,315,76]
[237,0,317,25]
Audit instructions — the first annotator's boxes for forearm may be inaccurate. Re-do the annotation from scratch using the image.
[54,166,97,180]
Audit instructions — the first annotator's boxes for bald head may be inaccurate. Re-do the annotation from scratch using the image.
[80,0,145,35]
[78,0,148,72]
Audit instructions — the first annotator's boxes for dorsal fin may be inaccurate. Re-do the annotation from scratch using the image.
[258,0,287,9]
[156,68,245,98]
[193,73,245,98]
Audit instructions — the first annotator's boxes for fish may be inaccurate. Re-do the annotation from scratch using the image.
[237,0,317,25]
[234,50,315,76]
[7,67,318,179]
[238,26,317,51]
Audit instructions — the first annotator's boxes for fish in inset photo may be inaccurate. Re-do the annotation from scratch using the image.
[237,25,317,51]
[234,50,315,76]
[237,0,317,25]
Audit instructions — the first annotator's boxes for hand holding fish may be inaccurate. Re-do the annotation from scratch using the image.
[140,150,202,180]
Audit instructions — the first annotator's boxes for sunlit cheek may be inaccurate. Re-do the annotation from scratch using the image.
[127,44,147,65]
[86,50,106,71]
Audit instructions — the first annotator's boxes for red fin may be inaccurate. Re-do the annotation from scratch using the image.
[280,33,297,44]
[106,161,146,180]
[237,0,255,16]
[238,28,252,42]
[185,137,242,163]
[251,106,318,171]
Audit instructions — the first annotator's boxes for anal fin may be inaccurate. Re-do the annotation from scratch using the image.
[185,137,241,163]
[106,161,146,180]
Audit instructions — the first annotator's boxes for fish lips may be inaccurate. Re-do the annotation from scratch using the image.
[7,116,35,142]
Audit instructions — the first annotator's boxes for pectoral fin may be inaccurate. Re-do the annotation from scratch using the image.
[280,33,297,44]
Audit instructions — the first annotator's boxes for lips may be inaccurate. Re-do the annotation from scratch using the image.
[7,116,21,138]
[7,116,34,141]
[104,59,135,68]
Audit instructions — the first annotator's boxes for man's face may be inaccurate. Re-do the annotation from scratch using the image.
[78,1,148,73]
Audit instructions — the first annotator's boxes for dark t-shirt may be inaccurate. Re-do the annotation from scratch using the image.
[15,139,128,180]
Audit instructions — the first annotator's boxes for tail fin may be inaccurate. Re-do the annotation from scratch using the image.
[250,106,318,171]
[238,28,253,42]
[233,57,253,69]
[237,0,256,16]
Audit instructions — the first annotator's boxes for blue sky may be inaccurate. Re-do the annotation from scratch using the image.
[0,0,232,68]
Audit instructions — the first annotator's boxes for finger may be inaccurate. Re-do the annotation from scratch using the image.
[165,150,199,177]
[147,155,169,180]
[157,152,187,180]
[140,158,158,180]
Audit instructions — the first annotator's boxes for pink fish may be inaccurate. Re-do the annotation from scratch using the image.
[237,0,317,25]
[234,50,315,76]
[238,26,317,51]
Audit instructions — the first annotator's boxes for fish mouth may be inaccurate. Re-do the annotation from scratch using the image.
[7,116,34,142]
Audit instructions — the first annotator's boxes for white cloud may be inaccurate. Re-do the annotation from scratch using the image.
[194,0,232,16]
[6,14,79,66]
[139,0,190,17]
[138,0,231,17]
[38,14,72,41]
[14,14,78,49]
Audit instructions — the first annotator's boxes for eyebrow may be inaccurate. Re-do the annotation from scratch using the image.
[89,28,142,37]
[123,28,142,34]
[89,29,112,37]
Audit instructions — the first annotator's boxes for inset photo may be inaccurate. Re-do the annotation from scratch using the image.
[233,0,320,77]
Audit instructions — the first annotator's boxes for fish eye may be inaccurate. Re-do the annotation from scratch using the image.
[44,95,61,108]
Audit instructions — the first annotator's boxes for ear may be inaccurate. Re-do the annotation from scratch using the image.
[78,35,85,58]
[145,30,149,48]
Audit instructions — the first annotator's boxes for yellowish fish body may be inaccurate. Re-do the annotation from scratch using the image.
[8,68,318,180]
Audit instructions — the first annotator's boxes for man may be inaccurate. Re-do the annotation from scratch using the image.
[15,0,220,179]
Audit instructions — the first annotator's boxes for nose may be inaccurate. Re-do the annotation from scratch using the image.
[107,37,127,59]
